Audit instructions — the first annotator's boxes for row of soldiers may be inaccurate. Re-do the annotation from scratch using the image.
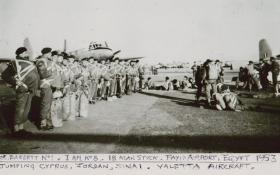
[1,46,144,137]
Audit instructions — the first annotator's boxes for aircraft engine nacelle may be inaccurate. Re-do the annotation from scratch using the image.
[87,48,114,60]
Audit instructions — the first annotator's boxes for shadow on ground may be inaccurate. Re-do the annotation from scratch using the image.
[2,133,280,153]
[140,90,280,114]
[139,91,193,101]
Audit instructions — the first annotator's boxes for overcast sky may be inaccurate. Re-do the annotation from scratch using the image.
[0,0,280,63]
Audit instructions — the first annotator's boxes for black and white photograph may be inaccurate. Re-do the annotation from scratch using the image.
[0,0,280,154]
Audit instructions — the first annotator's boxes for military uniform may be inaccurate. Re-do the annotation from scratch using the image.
[119,63,127,95]
[125,63,133,95]
[108,63,117,98]
[62,61,78,120]
[130,64,139,93]
[70,62,83,117]
[76,62,90,118]
[88,63,99,103]
[137,63,145,90]
[96,63,104,99]
[50,61,64,127]
[100,63,110,100]
[114,63,123,98]
[259,62,270,90]
[1,55,40,134]
[213,90,241,111]
[204,61,218,104]
[36,55,54,129]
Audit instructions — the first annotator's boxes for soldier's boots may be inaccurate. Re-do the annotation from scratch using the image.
[11,129,34,138]
[39,125,54,131]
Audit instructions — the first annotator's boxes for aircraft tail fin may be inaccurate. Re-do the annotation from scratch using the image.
[259,39,272,61]
[23,37,34,61]
[63,39,67,52]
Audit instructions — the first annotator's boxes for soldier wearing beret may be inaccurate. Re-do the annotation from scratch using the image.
[1,47,40,137]
[36,47,54,130]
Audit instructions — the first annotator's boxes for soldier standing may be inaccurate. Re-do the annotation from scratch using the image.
[36,47,54,130]
[119,60,127,96]
[96,60,104,100]
[88,57,99,104]
[191,61,197,78]
[1,47,40,137]
[76,58,90,118]
[61,55,74,120]
[100,60,111,101]
[129,61,138,93]
[114,58,123,98]
[109,59,117,100]
[195,65,205,105]
[246,61,262,91]
[137,60,145,91]
[66,55,80,120]
[215,60,224,93]
[50,52,65,127]
[203,59,218,106]
[125,60,133,95]
[271,56,280,96]
[259,58,271,91]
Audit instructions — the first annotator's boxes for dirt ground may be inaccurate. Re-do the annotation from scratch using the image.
[0,89,280,153]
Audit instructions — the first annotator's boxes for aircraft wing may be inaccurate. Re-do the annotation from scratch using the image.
[120,57,144,61]
[0,58,13,61]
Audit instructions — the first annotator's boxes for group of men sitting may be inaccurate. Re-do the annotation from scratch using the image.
[143,59,242,111]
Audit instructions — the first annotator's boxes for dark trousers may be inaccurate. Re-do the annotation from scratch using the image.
[101,80,110,98]
[260,74,269,90]
[195,83,203,101]
[89,80,98,100]
[40,87,52,121]
[15,92,33,125]
[115,77,122,97]
[109,78,116,97]
[139,76,143,90]
[125,75,132,95]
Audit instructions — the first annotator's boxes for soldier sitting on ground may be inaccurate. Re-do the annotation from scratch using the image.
[171,79,180,90]
[161,76,173,91]
[143,77,154,90]
[213,88,243,112]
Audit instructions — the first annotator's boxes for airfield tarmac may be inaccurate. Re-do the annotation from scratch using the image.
[0,86,280,153]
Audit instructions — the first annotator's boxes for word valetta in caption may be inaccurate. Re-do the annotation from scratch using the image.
[0,154,278,171]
